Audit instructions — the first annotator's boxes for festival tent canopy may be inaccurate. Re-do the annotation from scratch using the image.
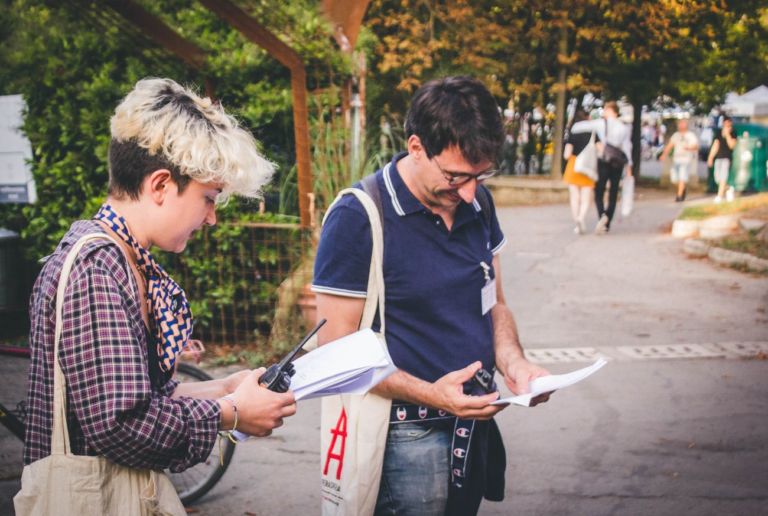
[723,85,768,119]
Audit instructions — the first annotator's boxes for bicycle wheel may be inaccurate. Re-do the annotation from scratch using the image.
[169,362,236,505]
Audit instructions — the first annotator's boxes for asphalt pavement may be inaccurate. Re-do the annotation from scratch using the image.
[2,185,767,515]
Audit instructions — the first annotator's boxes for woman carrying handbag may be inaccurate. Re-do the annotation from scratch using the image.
[563,110,599,234]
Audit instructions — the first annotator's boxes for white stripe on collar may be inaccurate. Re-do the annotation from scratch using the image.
[492,236,507,255]
[472,198,481,212]
[383,162,406,216]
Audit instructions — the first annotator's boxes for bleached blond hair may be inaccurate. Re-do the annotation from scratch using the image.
[110,78,274,202]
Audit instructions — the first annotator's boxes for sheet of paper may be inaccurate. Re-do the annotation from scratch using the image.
[290,328,395,399]
[492,358,607,407]
[232,329,395,441]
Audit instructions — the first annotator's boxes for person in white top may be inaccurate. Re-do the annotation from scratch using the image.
[660,118,699,202]
[571,101,632,233]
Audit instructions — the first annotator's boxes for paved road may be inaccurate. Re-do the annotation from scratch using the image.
[2,189,767,515]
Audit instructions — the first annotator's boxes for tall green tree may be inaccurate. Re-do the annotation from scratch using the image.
[575,1,727,172]
[674,2,768,106]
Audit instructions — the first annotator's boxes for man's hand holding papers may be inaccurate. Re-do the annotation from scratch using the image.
[492,358,607,407]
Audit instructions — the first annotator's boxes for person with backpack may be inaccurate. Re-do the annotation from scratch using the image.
[312,76,551,516]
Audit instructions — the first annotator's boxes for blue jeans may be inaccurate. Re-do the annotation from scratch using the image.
[374,421,452,516]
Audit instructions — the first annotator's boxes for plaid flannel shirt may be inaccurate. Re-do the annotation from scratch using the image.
[24,220,221,472]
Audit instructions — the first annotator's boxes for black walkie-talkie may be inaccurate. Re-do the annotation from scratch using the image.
[258,319,327,392]
[473,368,497,393]
[465,367,497,395]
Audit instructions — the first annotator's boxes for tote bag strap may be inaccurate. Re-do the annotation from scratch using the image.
[51,232,120,455]
[323,187,385,333]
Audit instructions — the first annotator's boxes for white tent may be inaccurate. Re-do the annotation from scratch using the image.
[723,85,768,121]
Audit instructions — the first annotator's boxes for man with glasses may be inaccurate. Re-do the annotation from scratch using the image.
[312,76,550,516]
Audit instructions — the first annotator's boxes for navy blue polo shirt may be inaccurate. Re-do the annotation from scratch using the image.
[312,152,507,384]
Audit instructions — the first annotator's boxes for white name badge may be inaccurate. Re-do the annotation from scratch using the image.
[481,278,497,315]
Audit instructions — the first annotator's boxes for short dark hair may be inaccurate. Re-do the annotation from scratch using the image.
[107,138,191,200]
[572,108,589,125]
[404,76,504,165]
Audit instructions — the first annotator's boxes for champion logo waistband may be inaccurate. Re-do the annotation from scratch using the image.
[389,403,475,489]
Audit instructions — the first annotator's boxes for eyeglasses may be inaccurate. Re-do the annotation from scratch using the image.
[433,158,500,186]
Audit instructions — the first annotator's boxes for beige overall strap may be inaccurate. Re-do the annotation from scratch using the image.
[324,188,385,332]
[51,233,119,455]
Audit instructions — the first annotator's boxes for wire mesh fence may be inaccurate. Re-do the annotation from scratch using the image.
[160,219,315,358]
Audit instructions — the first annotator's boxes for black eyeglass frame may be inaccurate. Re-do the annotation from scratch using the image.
[432,157,500,186]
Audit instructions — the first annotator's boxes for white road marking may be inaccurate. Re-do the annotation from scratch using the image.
[524,341,768,363]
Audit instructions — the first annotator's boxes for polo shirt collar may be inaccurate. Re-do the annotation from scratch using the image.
[383,151,484,219]
[383,152,423,216]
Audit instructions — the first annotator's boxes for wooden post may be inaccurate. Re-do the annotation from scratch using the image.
[199,0,314,228]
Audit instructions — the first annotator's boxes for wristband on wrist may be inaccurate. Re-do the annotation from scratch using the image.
[218,395,239,464]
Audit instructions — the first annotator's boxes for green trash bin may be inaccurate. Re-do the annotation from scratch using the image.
[730,123,768,192]
[0,228,23,311]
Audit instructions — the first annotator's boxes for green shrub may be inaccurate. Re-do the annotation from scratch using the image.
[0,0,350,347]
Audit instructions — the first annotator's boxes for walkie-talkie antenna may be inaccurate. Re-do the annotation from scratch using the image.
[259,318,327,392]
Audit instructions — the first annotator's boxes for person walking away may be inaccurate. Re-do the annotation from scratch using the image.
[660,118,699,202]
[706,116,736,203]
[16,78,297,516]
[313,76,551,516]
[563,109,598,234]
[570,101,632,234]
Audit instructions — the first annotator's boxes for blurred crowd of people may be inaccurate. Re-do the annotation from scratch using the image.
[560,104,739,234]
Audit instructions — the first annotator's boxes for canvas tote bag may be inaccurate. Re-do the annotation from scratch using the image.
[319,188,392,516]
[574,132,598,181]
[14,233,186,516]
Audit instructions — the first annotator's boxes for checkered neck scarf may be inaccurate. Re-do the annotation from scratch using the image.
[94,203,192,372]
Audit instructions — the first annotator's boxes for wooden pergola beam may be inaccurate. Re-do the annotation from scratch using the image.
[104,0,216,98]
[199,0,313,228]
[321,0,371,50]
[105,0,206,71]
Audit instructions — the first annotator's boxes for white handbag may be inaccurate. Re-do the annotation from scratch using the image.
[621,174,635,217]
[319,189,392,516]
[14,233,186,516]
[574,132,599,181]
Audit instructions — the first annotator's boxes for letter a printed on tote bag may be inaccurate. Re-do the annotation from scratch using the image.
[319,187,392,516]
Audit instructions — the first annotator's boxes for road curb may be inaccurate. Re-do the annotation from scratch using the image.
[708,245,768,272]
[682,238,710,257]
[683,238,768,272]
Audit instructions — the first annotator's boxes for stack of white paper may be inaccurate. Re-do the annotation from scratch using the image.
[491,358,607,407]
[290,328,395,400]
[232,329,395,440]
